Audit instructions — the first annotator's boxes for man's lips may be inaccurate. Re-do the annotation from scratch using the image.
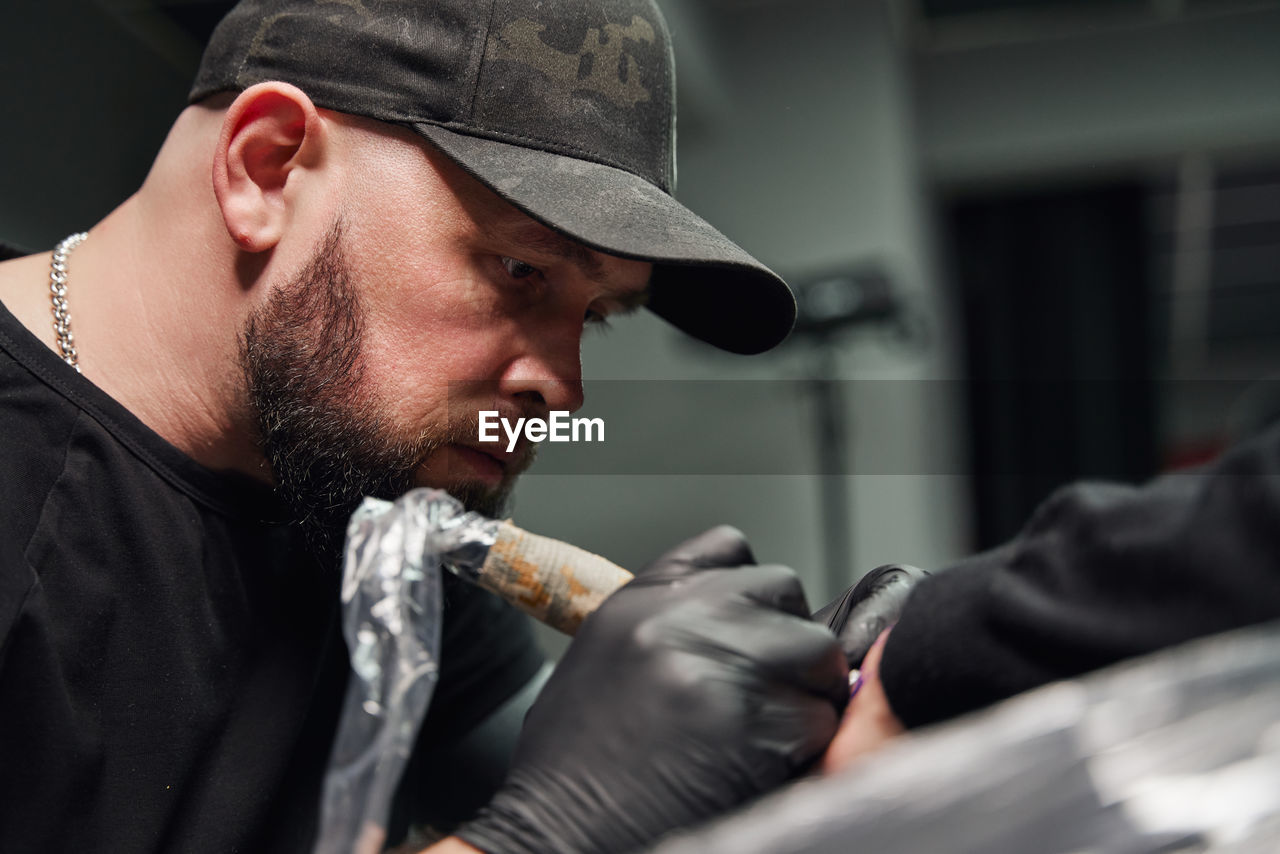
[412,424,536,490]
[449,444,507,485]
[449,440,538,486]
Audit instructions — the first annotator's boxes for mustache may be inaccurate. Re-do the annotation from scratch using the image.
[430,401,544,471]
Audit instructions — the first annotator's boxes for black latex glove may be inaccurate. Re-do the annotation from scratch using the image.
[458,526,849,854]
[813,564,930,667]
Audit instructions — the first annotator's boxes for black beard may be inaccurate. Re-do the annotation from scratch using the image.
[240,223,514,566]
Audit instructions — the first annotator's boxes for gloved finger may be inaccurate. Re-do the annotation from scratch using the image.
[633,524,756,582]
[705,679,845,783]
[660,589,850,710]
[763,682,846,773]
[813,564,928,667]
[692,562,811,619]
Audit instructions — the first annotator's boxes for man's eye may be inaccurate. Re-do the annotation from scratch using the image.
[501,257,540,279]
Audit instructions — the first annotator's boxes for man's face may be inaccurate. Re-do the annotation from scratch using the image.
[242,123,651,560]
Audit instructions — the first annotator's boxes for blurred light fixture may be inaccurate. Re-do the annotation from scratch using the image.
[792,266,900,337]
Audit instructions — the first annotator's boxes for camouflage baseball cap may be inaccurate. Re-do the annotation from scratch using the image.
[190,0,795,354]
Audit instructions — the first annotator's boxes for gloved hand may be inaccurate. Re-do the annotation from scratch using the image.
[813,564,929,667]
[458,526,849,854]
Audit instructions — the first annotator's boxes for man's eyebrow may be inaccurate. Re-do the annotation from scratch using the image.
[497,219,653,306]
[608,285,651,312]
[500,221,606,281]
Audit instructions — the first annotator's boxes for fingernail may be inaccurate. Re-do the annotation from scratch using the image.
[848,668,863,699]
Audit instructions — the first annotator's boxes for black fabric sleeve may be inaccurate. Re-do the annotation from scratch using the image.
[879,422,1280,729]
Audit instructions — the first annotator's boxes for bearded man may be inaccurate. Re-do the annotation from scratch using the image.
[0,1,849,852]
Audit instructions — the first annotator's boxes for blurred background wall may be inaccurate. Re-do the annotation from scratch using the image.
[4,0,1278,657]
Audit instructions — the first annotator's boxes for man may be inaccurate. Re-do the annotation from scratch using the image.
[0,1,847,851]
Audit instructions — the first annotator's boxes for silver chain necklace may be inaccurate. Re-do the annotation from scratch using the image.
[49,231,88,373]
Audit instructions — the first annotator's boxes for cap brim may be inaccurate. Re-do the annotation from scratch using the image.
[412,123,795,355]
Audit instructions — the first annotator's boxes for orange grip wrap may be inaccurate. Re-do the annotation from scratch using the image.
[477,521,635,635]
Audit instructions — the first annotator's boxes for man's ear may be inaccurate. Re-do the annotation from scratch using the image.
[212,82,326,252]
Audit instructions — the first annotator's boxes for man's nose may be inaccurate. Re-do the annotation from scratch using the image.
[499,332,585,415]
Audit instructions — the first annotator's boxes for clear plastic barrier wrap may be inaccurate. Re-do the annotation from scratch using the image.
[314,489,499,854]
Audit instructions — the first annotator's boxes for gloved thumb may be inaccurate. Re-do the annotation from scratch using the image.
[633,525,756,582]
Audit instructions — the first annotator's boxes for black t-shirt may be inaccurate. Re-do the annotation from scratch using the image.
[0,269,543,852]
[881,420,1280,728]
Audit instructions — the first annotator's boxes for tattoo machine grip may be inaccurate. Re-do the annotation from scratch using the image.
[477,521,635,635]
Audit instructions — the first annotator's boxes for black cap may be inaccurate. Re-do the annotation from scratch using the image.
[190,0,795,354]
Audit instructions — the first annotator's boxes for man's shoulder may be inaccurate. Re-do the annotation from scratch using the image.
[0,337,83,543]
[0,339,64,650]
[0,240,30,262]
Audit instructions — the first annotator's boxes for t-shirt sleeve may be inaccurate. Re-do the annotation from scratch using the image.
[879,422,1280,729]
